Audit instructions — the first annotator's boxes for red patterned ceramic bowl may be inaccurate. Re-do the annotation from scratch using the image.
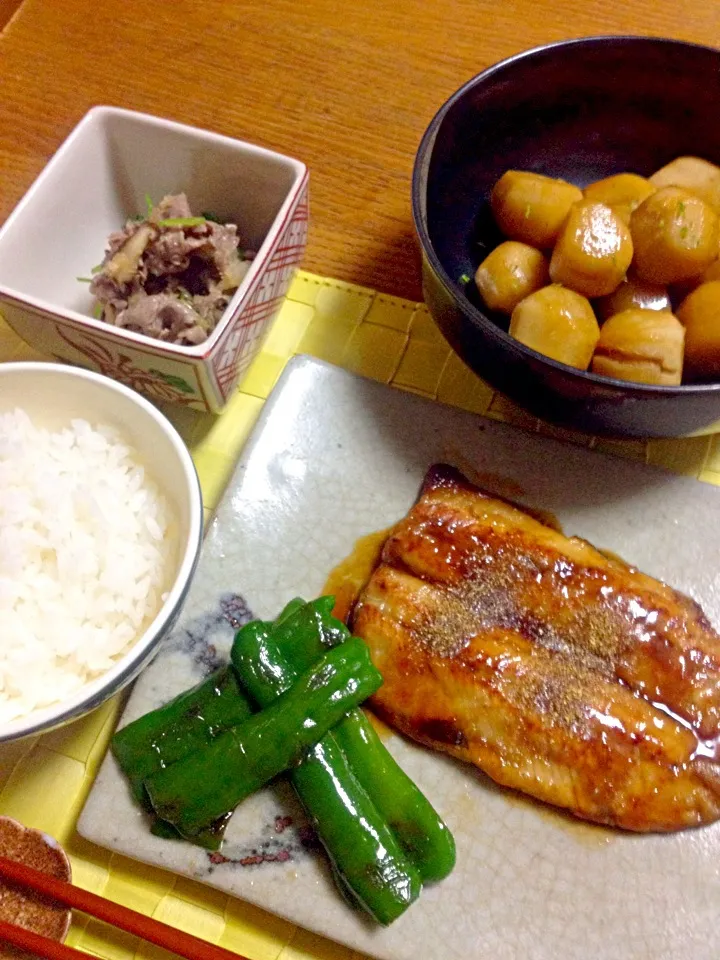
[0,107,308,412]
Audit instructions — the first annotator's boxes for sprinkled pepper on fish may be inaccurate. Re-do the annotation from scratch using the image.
[352,464,720,832]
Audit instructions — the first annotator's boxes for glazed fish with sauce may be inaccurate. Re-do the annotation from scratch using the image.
[352,465,720,832]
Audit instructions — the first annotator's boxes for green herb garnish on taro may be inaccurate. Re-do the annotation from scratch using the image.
[111,597,455,926]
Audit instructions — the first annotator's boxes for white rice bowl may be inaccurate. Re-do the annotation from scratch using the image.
[0,408,175,724]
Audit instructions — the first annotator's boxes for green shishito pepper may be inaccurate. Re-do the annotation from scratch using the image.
[111,666,254,852]
[231,618,422,926]
[144,638,382,840]
[112,665,253,803]
[272,598,456,884]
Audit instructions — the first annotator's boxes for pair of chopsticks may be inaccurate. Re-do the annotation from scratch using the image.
[0,854,248,960]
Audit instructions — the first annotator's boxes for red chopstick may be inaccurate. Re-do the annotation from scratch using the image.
[0,918,96,960]
[0,854,247,960]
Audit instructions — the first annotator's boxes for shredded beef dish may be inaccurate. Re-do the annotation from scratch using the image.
[88,194,253,346]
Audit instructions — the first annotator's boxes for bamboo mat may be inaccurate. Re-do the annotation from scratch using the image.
[2,269,720,960]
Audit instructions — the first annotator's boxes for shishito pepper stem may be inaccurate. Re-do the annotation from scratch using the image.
[275,597,307,625]
[272,598,456,883]
[231,619,422,926]
[144,638,382,839]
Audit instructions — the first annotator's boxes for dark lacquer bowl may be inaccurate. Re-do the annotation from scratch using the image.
[412,36,720,437]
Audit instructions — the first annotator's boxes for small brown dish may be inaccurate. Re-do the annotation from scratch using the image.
[0,818,71,957]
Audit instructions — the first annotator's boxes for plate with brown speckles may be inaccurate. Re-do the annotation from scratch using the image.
[80,356,720,960]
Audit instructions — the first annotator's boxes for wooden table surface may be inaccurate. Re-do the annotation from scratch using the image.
[1,1,719,302]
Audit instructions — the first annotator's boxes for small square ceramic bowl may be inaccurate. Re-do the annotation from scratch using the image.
[0,107,308,412]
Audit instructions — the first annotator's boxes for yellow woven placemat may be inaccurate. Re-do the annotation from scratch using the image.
[2,269,720,960]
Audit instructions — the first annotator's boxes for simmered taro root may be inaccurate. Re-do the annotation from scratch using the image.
[474,241,549,313]
[549,202,633,298]
[583,173,656,224]
[650,156,720,212]
[591,308,684,386]
[677,281,720,379]
[701,260,720,284]
[630,187,719,284]
[509,285,599,369]
[481,162,720,380]
[595,273,670,322]
[672,241,720,299]
[490,172,583,248]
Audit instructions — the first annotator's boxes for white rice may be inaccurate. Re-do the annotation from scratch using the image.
[0,408,174,724]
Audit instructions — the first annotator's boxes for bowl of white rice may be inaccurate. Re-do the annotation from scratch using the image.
[0,361,203,741]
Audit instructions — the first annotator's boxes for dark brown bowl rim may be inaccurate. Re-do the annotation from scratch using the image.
[411,34,720,398]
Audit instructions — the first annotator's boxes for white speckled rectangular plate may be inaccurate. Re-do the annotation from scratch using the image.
[80,355,720,960]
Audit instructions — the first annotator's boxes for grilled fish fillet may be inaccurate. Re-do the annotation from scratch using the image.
[352,464,720,831]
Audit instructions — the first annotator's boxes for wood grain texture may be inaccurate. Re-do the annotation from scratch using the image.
[1,0,720,299]
[0,0,23,32]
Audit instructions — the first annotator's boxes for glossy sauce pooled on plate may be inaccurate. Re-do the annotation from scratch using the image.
[352,464,720,832]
